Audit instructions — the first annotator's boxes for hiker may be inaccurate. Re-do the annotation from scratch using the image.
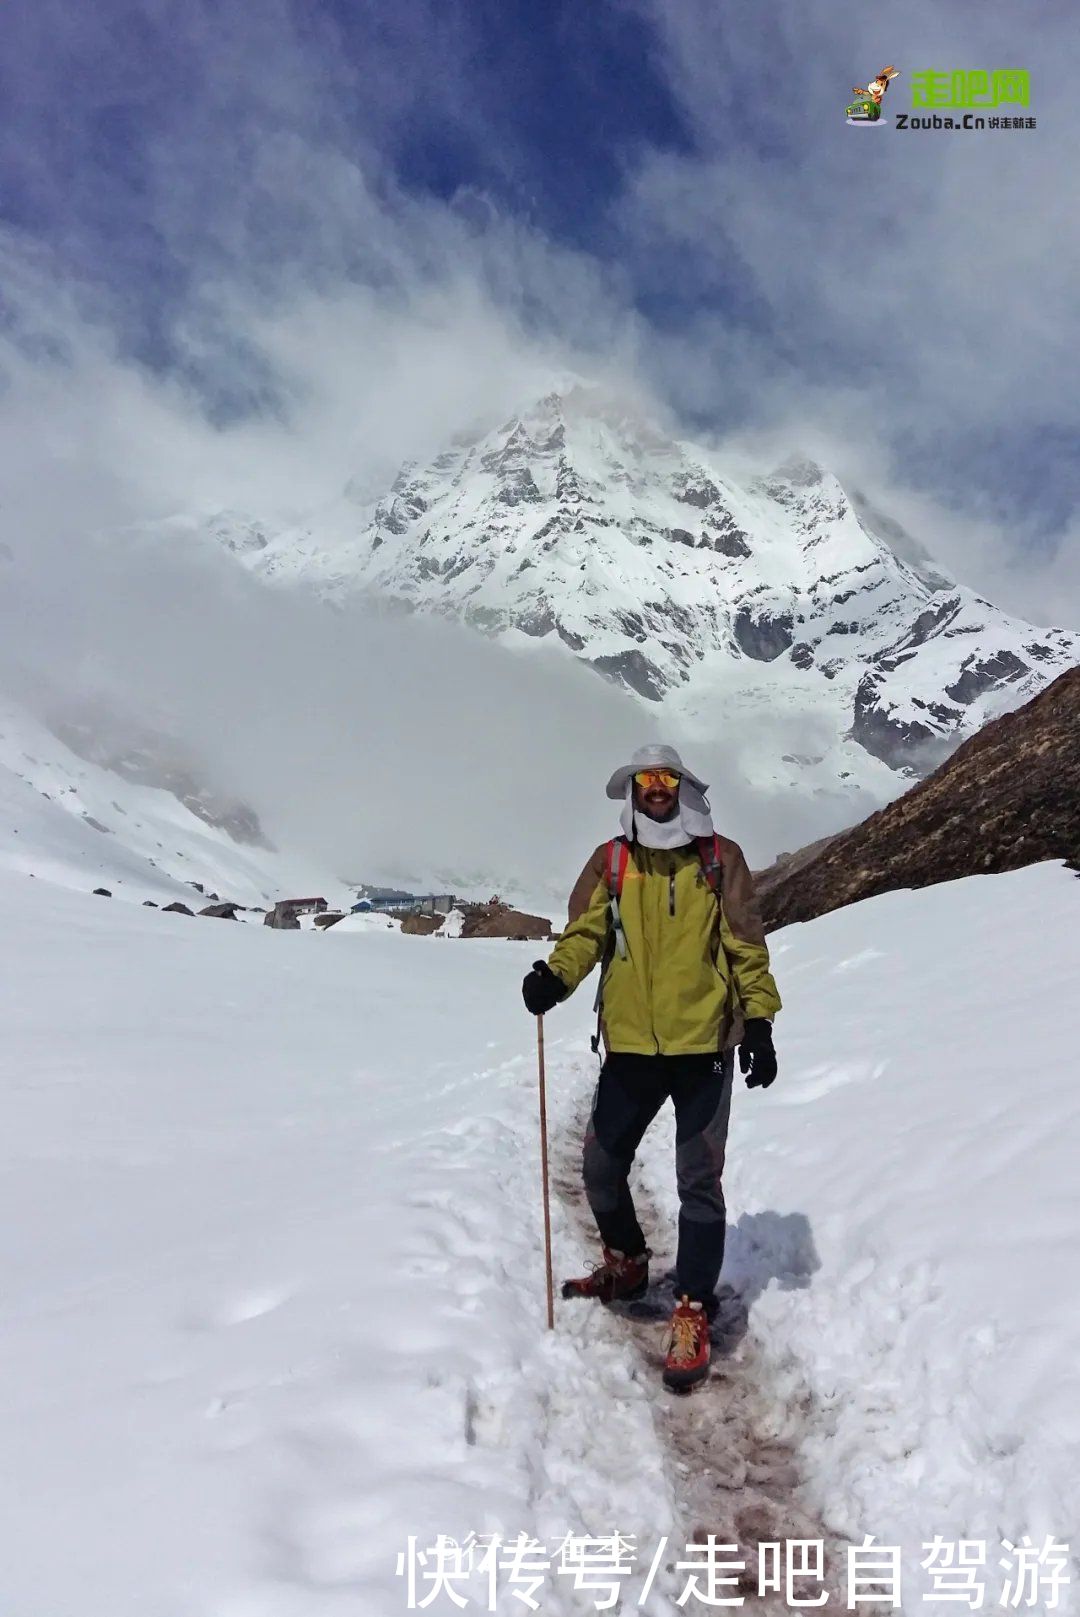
[521,745,781,1390]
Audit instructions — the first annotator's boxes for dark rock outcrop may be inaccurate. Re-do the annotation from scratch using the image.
[162,901,194,916]
[732,608,794,663]
[592,649,666,701]
[851,673,955,772]
[756,665,1080,930]
[674,476,722,510]
[945,649,1028,707]
[400,913,443,936]
[459,902,553,942]
[708,517,752,559]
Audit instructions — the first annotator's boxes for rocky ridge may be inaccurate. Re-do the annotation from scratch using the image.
[755,664,1080,930]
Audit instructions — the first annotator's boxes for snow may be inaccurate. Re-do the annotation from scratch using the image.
[0,696,349,912]
[326,909,402,934]
[2,859,1079,1614]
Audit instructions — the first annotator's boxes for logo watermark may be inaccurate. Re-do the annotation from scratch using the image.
[395,1531,1072,1610]
[846,67,1036,130]
[846,63,900,125]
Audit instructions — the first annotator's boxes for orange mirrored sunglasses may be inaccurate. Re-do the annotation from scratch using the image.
[633,769,681,790]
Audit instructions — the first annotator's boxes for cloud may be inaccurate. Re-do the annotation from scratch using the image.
[579,0,1080,631]
[3,0,1076,598]
[2,498,849,893]
[0,0,1076,905]
[622,1,1079,568]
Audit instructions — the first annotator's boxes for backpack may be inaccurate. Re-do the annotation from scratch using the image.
[590,834,725,1052]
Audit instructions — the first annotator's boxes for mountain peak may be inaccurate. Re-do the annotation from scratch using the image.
[768,454,826,488]
[215,398,1080,797]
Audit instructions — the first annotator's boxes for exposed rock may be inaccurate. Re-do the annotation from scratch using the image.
[517,606,557,638]
[615,610,649,641]
[93,887,112,897]
[264,906,299,929]
[143,900,159,907]
[592,649,666,701]
[945,649,1028,706]
[459,903,554,942]
[400,913,443,936]
[557,624,587,653]
[708,517,752,559]
[162,901,194,916]
[757,665,1080,930]
[790,642,815,671]
[264,897,326,929]
[851,674,956,772]
[496,468,542,506]
[463,603,509,634]
[879,596,963,657]
[199,902,241,919]
[674,476,722,510]
[732,608,794,663]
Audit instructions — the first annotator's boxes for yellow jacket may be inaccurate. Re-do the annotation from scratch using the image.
[548,836,781,1056]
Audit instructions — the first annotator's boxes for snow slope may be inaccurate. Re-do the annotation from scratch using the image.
[203,385,1079,798]
[2,861,1078,1614]
[0,695,347,910]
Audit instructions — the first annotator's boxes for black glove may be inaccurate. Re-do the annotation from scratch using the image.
[521,960,567,1016]
[739,1017,777,1089]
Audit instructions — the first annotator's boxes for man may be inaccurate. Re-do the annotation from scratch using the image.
[521,745,781,1391]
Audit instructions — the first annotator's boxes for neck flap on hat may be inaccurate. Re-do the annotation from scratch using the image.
[618,779,715,849]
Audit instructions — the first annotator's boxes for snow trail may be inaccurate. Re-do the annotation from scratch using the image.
[4,864,1079,1614]
[550,1062,855,1612]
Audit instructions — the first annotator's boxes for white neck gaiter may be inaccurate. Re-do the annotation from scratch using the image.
[618,782,715,848]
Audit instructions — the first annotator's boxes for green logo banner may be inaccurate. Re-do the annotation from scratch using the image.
[911,70,1031,110]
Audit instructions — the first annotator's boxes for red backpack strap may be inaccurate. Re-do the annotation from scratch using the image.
[695,834,724,901]
[606,836,631,899]
[604,836,631,958]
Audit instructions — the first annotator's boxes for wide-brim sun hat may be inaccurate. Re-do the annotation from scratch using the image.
[605,744,709,801]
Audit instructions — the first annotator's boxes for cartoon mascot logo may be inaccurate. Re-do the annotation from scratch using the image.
[847,65,900,124]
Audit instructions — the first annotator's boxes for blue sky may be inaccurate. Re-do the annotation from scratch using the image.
[1,0,1077,618]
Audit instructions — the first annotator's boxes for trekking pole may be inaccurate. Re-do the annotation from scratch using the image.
[536,1015,555,1330]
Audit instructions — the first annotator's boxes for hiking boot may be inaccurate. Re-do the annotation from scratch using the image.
[662,1296,711,1390]
[561,1247,649,1304]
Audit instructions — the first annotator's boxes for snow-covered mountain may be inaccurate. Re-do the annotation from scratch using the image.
[211,384,1079,798]
[0,694,347,911]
